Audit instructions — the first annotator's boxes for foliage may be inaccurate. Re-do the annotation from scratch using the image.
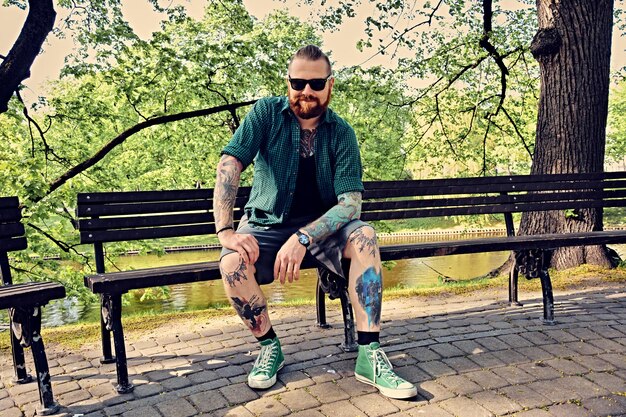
[330,65,413,180]
[288,1,540,176]
[608,80,626,167]
[0,0,413,303]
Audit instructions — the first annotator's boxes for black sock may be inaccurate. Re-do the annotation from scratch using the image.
[256,327,277,342]
[357,331,379,345]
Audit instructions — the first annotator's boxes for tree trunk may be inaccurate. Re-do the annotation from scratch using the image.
[0,0,56,113]
[520,0,615,269]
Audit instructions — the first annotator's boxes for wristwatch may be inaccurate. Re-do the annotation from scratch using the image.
[295,230,310,247]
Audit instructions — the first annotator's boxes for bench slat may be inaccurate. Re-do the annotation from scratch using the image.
[362,199,626,221]
[363,189,626,212]
[0,236,28,252]
[0,223,25,239]
[379,230,626,260]
[362,172,624,191]
[363,179,626,200]
[0,196,19,209]
[0,282,66,309]
[78,200,212,217]
[77,196,249,217]
[84,258,322,294]
[85,261,221,293]
[77,187,252,204]
[78,208,247,231]
[81,224,218,243]
[0,207,21,223]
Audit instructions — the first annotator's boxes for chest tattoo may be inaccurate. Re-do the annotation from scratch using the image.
[300,128,317,158]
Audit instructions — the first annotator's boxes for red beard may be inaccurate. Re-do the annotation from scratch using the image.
[289,92,331,119]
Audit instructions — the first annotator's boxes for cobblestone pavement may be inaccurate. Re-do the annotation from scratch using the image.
[1,283,626,417]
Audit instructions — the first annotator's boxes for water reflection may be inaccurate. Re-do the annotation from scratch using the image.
[3,239,625,328]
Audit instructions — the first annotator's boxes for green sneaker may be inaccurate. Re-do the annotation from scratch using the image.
[355,342,417,399]
[248,337,284,389]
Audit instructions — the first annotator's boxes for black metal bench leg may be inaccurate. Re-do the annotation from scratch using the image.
[315,263,357,351]
[99,295,115,364]
[539,269,556,325]
[10,318,33,384]
[338,287,358,352]
[315,276,330,329]
[102,294,134,393]
[339,259,357,352]
[508,263,523,307]
[31,333,60,415]
[10,306,59,415]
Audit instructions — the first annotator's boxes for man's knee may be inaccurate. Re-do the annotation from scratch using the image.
[220,252,255,287]
[345,225,379,258]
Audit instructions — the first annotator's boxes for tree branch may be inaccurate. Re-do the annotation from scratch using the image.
[479,0,509,114]
[33,100,257,203]
[359,0,444,66]
[205,84,241,133]
[502,106,533,158]
[0,0,56,113]
[124,91,148,121]
[26,223,72,253]
[15,89,69,165]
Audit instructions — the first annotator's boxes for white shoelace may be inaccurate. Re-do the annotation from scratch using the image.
[371,348,403,385]
[255,343,278,374]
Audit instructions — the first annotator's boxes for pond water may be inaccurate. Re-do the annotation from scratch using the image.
[4,235,625,328]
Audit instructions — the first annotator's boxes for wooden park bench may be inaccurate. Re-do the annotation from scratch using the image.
[0,196,66,415]
[76,170,626,394]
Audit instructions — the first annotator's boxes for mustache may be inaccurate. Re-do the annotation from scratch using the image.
[296,94,320,102]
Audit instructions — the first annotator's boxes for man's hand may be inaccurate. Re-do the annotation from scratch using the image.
[274,234,307,284]
[219,230,260,265]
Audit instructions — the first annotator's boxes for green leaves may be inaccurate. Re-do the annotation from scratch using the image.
[608,80,626,165]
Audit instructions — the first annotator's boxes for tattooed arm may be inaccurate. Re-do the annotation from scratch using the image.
[273,191,362,284]
[301,191,362,243]
[214,154,259,265]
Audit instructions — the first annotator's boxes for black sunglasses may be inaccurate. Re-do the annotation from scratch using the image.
[288,75,332,91]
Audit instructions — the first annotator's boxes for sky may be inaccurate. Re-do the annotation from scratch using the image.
[0,0,625,94]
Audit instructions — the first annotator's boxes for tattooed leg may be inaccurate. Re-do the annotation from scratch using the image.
[220,252,272,336]
[343,226,383,331]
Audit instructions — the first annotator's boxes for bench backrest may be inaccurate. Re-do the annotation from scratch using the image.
[360,171,626,223]
[77,171,626,272]
[0,196,26,285]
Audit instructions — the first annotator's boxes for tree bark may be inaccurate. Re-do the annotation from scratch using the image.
[0,0,56,113]
[520,0,615,269]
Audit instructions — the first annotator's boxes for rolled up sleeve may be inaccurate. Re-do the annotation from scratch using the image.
[221,99,269,169]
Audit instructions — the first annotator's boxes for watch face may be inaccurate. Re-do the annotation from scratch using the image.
[298,233,310,246]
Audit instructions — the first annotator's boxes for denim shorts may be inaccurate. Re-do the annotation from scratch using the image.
[220,215,368,285]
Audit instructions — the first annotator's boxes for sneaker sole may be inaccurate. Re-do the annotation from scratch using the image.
[355,373,418,399]
[248,360,285,390]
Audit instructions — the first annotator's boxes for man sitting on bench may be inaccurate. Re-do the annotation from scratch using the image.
[214,45,417,400]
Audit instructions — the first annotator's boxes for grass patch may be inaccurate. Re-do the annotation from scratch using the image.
[0,305,233,352]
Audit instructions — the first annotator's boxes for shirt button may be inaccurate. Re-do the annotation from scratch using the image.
[290,192,294,195]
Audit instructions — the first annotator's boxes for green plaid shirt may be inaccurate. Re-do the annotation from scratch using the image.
[222,96,364,225]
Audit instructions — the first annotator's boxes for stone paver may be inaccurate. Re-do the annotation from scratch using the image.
[470,391,522,415]
[548,402,595,417]
[438,396,493,417]
[350,393,400,417]
[319,399,365,417]
[155,397,198,417]
[244,396,291,417]
[1,283,625,417]
[278,389,321,411]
